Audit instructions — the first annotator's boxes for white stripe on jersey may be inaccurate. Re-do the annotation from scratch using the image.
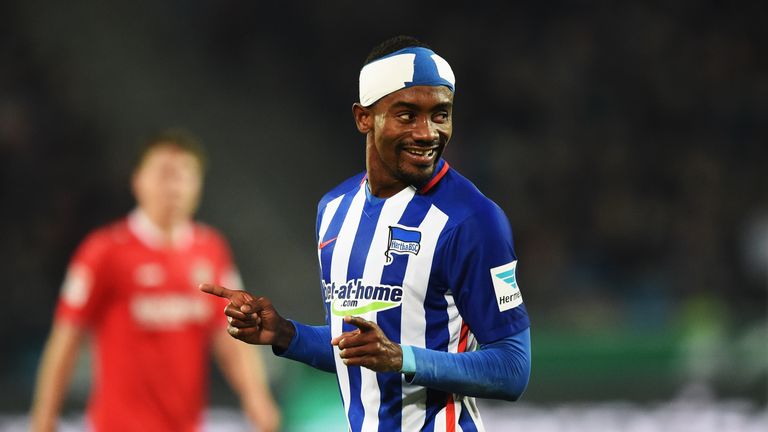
[329,185,367,425]
[359,187,416,432]
[317,195,344,269]
[434,406,446,431]
[453,398,464,432]
[400,205,449,431]
[318,195,344,245]
[444,294,463,430]
[460,335,485,431]
[445,294,462,352]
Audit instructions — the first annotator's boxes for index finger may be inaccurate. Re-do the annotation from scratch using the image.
[200,283,239,300]
[331,329,361,346]
[344,316,376,331]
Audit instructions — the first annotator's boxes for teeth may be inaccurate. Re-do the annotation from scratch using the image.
[406,148,435,157]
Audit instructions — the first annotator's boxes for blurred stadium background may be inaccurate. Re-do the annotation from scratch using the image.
[0,1,765,431]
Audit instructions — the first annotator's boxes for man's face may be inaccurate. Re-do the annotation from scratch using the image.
[367,85,453,189]
[132,144,202,227]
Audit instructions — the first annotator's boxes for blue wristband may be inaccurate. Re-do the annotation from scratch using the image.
[400,345,416,374]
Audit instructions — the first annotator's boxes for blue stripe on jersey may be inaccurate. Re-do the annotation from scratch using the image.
[422,390,440,432]
[347,200,383,281]
[344,198,384,431]
[375,196,432,431]
[374,263,407,430]
[424,274,451,351]
[458,402,479,432]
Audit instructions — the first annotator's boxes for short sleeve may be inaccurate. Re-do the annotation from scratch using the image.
[54,230,113,327]
[439,204,530,344]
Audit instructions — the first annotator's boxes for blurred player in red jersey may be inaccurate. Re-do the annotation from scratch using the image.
[29,129,280,432]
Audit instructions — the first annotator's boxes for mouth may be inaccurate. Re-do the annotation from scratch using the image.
[402,146,439,165]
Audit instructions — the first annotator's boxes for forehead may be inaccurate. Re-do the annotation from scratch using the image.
[139,144,201,169]
[375,85,454,111]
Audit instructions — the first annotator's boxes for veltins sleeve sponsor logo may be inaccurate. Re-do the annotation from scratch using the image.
[490,260,523,312]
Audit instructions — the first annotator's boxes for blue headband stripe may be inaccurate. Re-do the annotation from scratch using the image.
[359,47,455,106]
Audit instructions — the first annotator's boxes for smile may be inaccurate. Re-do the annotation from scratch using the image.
[404,147,437,158]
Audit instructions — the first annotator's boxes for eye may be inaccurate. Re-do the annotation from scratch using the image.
[396,111,415,122]
[433,111,450,123]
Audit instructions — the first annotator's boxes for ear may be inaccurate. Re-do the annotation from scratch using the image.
[352,103,373,134]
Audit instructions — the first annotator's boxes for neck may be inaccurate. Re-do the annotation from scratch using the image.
[148,213,176,234]
[154,221,180,243]
[365,139,407,199]
[138,208,189,246]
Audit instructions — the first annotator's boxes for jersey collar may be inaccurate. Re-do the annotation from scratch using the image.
[418,158,450,194]
[362,158,450,198]
[128,208,194,250]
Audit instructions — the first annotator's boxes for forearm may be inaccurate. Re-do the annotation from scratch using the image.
[30,323,83,432]
[213,333,280,432]
[213,332,272,401]
[404,328,531,401]
[273,321,336,372]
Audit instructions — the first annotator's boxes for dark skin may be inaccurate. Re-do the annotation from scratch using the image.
[200,284,405,372]
[202,85,454,373]
[354,85,454,198]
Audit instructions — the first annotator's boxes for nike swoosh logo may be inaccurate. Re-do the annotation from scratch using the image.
[318,236,338,250]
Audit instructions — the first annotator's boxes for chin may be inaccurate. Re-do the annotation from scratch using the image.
[398,164,436,188]
[164,207,193,222]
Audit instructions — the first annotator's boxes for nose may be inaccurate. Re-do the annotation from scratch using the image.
[412,117,439,144]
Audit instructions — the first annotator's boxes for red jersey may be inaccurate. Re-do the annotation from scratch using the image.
[55,210,239,432]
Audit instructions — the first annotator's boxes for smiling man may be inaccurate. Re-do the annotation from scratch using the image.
[203,36,532,431]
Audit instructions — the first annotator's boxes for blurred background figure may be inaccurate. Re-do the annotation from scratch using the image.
[0,1,765,431]
[29,129,280,432]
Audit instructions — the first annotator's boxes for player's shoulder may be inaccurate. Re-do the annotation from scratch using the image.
[434,166,508,229]
[317,171,366,211]
[192,222,229,247]
[88,218,132,244]
[74,218,132,256]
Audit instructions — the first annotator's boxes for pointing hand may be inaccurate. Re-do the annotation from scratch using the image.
[200,283,294,349]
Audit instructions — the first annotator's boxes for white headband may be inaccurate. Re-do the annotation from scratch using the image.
[359,47,456,107]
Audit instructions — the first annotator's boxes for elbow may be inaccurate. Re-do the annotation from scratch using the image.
[498,362,531,402]
[497,379,528,402]
[471,368,529,401]
[504,381,528,402]
[499,375,529,402]
[478,327,532,402]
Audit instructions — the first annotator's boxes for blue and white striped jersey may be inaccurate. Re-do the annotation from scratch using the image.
[316,159,530,432]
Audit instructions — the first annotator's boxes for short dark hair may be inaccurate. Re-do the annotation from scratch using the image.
[136,128,207,173]
[363,35,432,66]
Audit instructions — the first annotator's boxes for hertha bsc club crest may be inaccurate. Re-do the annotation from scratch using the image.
[385,225,421,264]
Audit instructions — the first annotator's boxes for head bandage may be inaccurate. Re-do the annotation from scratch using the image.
[359,47,455,107]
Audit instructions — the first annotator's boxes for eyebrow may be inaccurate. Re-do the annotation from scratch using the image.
[389,101,453,111]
